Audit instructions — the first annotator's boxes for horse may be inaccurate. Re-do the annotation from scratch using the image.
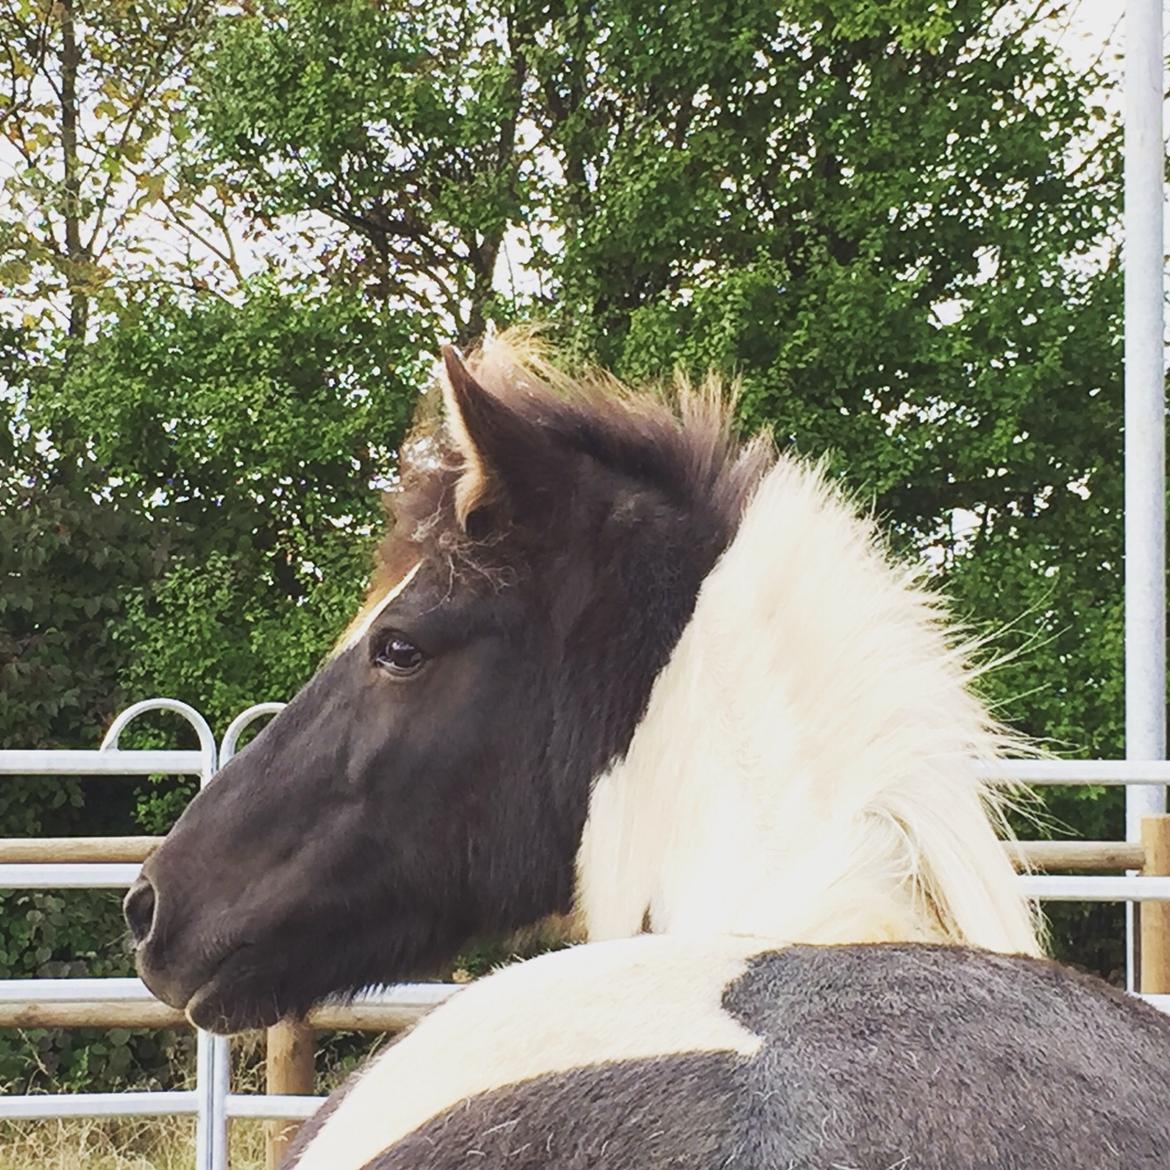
[122,339,1170,1166]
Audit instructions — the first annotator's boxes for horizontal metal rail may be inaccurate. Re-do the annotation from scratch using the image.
[0,1091,199,1119]
[4,753,1165,785]
[0,1090,316,1122]
[0,863,141,888]
[0,750,205,776]
[0,978,156,1002]
[982,760,1170,785]
[227,1094,321,1120]
[0,1092,343,1122]
[1018,875,1170,901]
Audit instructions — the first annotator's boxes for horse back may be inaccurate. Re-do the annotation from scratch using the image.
[288,941,1170,1170]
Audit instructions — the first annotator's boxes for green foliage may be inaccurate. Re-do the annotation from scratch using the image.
[0,456,164,755]
[194,0,532,337]
[0,888,189,1091]
[41,282,424,819]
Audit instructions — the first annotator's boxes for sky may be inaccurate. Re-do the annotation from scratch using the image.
[1056,0,1123,85]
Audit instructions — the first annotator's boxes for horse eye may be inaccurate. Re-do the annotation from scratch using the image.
[373,634,425,678]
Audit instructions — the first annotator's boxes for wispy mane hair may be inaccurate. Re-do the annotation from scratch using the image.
[364,333,774,599]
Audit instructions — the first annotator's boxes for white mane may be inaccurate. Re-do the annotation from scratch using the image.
[575,455,1041,956]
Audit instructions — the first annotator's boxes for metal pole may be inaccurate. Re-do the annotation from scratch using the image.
[97,698,227,1170]
[199,752,230,1170]
[194,1031,216,1170]
[1124,0,1167,991]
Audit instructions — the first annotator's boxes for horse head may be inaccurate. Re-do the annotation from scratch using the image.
[126,342,769,1031]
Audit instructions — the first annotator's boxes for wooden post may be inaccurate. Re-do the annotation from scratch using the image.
[1140,815,1170,993]
[266,1019,314,1170]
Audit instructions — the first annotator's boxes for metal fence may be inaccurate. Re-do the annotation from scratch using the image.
[2,705,1170,1170]
[0,699,458,1169]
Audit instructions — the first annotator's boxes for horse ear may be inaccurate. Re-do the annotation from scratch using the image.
[440,346,549,528]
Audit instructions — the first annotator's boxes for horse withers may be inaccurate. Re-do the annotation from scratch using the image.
[123,340,1166,1167]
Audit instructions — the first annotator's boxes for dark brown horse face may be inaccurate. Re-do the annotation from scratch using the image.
[127,347,767,1032]
[130,562,566,1031]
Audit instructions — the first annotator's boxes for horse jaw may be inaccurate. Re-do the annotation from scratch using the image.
[575,455,1041,957]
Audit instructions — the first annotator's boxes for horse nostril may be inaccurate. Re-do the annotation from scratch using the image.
[123,877,157,946]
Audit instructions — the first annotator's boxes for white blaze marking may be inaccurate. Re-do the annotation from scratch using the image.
[337,563,422,653]
[292,935,767,1170]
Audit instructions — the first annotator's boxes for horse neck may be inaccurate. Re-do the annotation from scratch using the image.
[575,457,1041,957]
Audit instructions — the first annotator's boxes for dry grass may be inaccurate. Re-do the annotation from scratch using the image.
[0,1033,305,1170]
[0,1026,394,1169]
[0,1116,267,1170]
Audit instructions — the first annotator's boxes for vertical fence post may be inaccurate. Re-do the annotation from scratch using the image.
[266,1019,315,1169]
[99,699,227,1170]
[1141,816,1170,992]
[1123,0,1168,991]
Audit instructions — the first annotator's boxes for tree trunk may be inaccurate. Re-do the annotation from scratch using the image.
[59,0,89,343]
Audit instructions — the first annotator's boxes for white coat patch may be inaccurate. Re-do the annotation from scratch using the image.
[575,457,1039,956]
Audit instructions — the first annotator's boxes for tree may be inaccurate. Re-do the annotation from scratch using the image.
[35,281,424,732]
[193,0,533,342]
[0,0,228,344]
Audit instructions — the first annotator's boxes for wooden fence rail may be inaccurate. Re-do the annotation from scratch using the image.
[0,838,164,862]
[0,1000,433,1033]
[0,836,1149,870]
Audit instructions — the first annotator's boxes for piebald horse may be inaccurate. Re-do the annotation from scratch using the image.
[125,341,1170,1167]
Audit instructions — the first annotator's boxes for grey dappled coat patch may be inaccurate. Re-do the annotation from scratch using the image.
[289,943,1170,1170]
[357,1055,736,1170]
[728,944,1170,1168]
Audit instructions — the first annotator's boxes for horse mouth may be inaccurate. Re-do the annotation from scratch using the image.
[141,941,283,1034]
[185,970,283,1033]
